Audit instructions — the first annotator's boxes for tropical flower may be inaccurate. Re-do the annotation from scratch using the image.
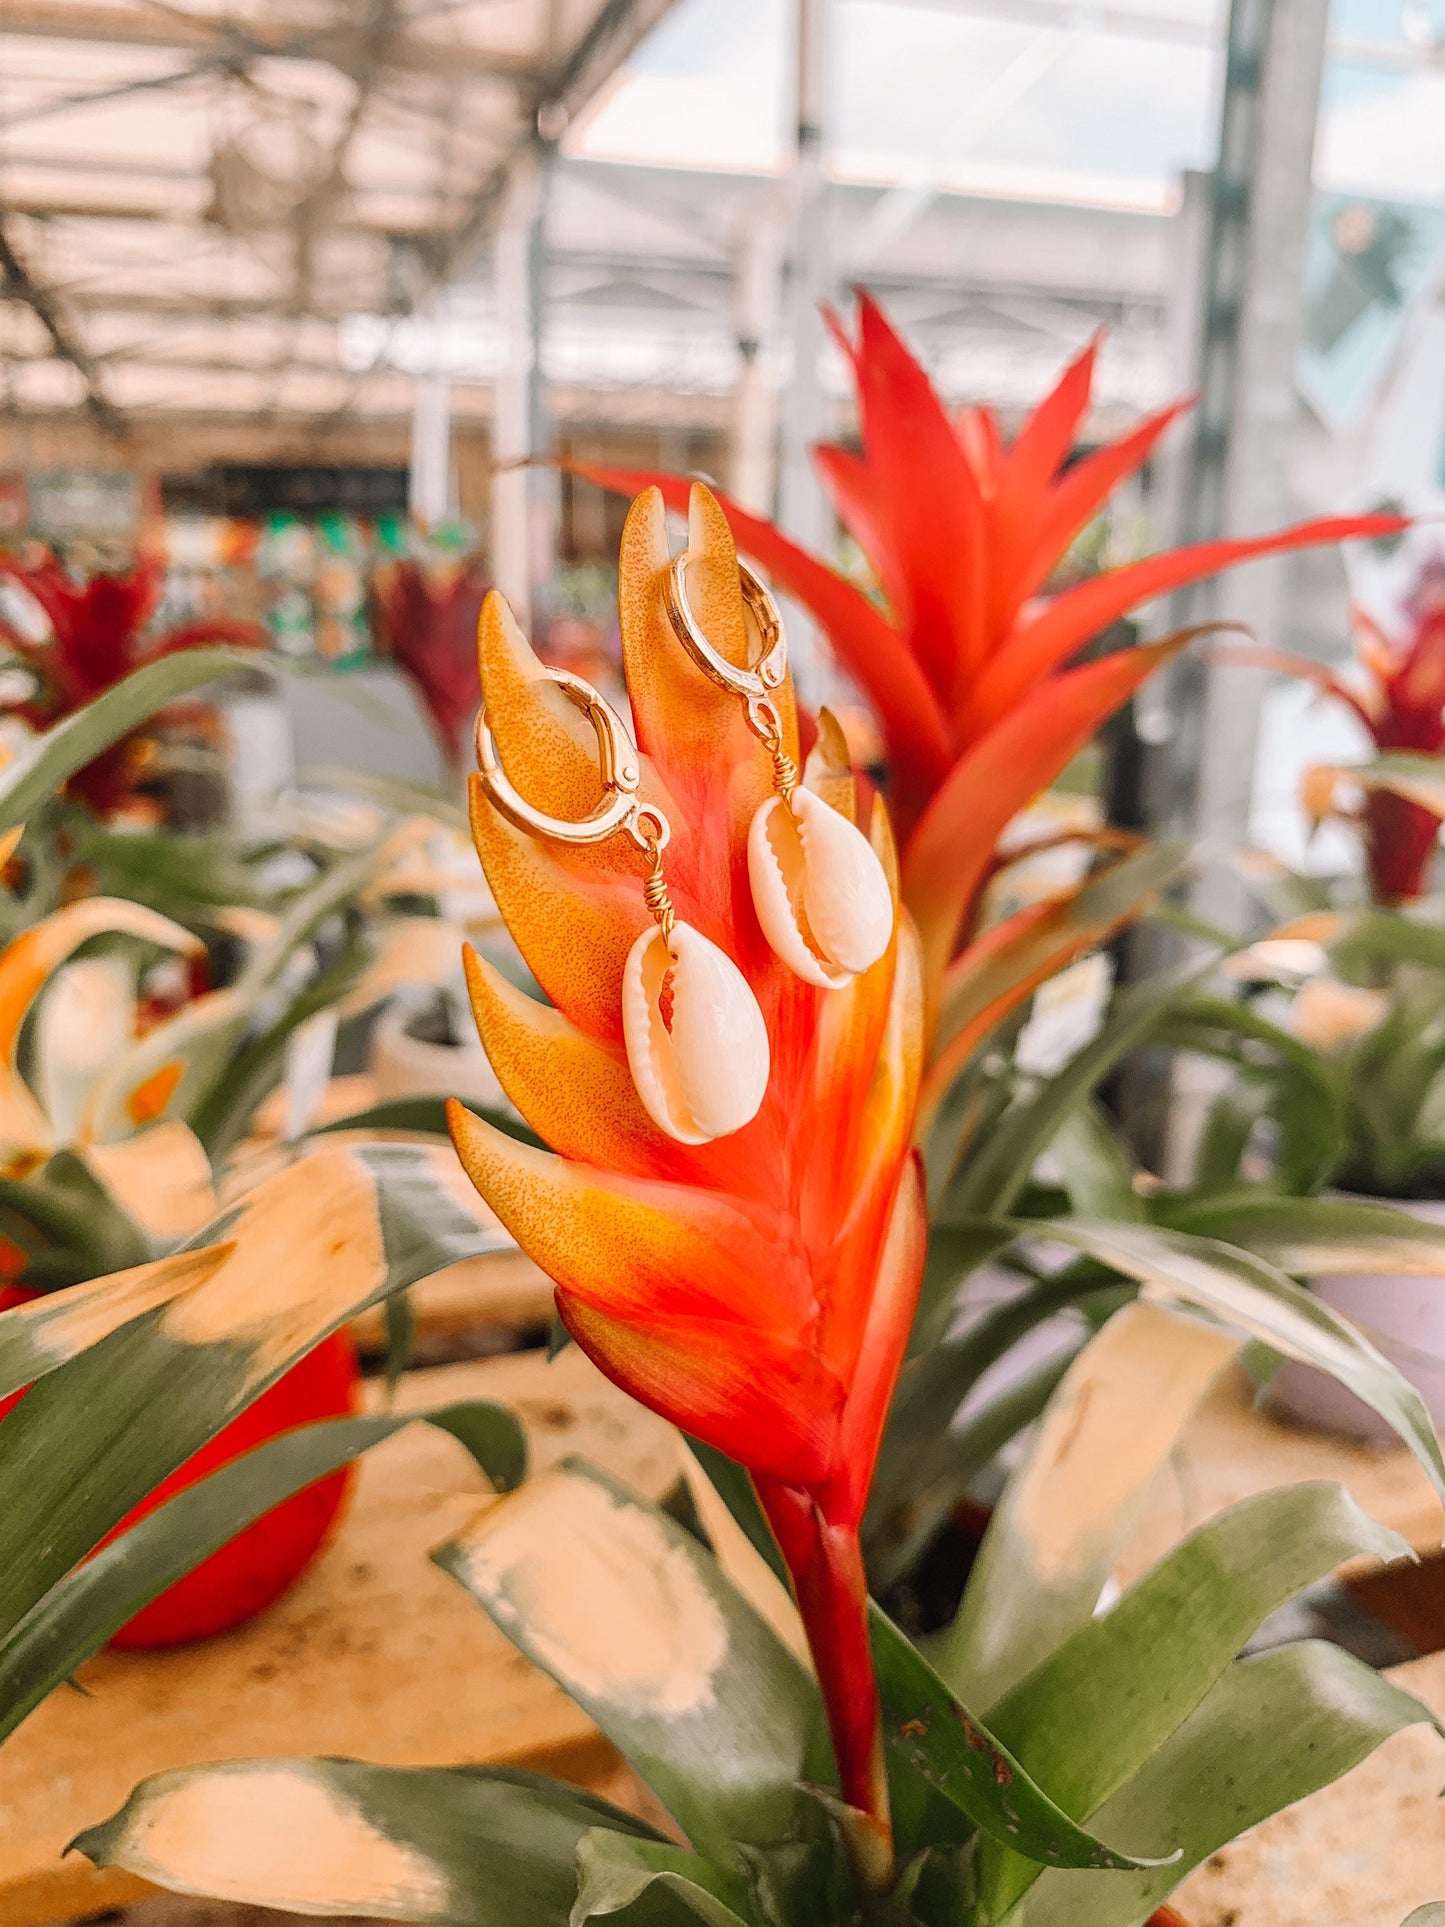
[1232,554,1445,905]
[370,554,489,771]
[576,294,1401,999]
[0,549,258,812]
[449,484,924,1881]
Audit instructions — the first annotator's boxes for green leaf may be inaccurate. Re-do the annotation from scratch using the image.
[910,1221,1021,1354]
[433,1457,828,1865]
[683,1439,790,1591]
[302,765,470,836]
[871,1606,1175,1877]
[1342,751,1445,821]
[940,1304,1241,1708]
[1009,1643,1440,1926]
[1047,1106,1145,1222]
[0,648,264,836]
[1165,1190,1445,1276]
[316,1093,544,1150]
[0,1400,524,1747]
[73,1758,662,1926]
[1038,1216,1445,1498]
[0,1138,510,1644]
[947,954,1220,1219]
[866,1350,1080,1593]
[571,1831,752,1926]
[976,1482,1410,1916]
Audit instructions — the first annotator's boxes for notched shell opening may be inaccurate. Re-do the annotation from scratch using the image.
[749,789,894,989]
[622,922,769,1143]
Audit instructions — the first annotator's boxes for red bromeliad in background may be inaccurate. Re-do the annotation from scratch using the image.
[0,548,258,813]
[1229,553,1445,905]
[370,554,490,772]
[450,485,924,1888]
[575,293,1403,1000]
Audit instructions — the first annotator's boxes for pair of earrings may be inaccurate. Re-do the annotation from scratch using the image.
[477,557,894,1145]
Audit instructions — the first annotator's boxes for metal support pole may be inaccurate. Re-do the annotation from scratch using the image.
[1157,0,1331,927]
[409,300,453,528]
[729,194,786,517]
[491,145,557,632]
[1145,0,1330,1176]
[774,0,833,702]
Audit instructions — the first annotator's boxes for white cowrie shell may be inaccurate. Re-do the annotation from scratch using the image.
[748,787,894,990]
[622,921,770,1144]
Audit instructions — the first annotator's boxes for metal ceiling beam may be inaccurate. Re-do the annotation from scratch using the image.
[0,0,540,84]
[0,216,128,437]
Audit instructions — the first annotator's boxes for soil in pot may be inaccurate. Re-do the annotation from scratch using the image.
[0,1284,360,1646]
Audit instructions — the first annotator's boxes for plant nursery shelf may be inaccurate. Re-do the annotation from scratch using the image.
[0,1347,683,1927]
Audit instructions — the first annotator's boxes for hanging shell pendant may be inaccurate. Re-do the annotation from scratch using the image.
[748,786,894,990]
[622,921,771,1143]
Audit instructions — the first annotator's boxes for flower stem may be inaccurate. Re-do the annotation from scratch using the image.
[759,1481,895,1895]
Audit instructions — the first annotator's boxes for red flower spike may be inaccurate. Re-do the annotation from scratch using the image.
[572,293,1404,1007]
[371,556,489,770]
[1224,571,1445,904]
[0,550,260,814]
[450,484,927,1888]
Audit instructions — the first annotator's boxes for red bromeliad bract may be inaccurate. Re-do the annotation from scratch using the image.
[0,550,258,811]
[1228,559,1445,905]
[448,484,925,1883]
[575,293,1403,997]
[371,555,489,771]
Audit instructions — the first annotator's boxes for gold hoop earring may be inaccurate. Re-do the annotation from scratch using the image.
[476,667,769,1144]
[666,554,894,989]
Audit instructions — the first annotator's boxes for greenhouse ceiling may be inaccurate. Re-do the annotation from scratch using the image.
[0,0,674,430]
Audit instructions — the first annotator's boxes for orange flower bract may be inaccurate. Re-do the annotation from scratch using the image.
[448,484,926,1872]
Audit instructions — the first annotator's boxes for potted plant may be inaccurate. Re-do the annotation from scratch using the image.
[68,494,1445,1927]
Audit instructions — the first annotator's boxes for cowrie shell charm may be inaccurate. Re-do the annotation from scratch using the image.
[623,921,770,1143]
[749,786,894,989]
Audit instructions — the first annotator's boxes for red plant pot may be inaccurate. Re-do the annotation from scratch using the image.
[0,1285,360,1647]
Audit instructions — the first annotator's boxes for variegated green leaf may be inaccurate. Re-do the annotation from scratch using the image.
[571,1831,752,1926]
[73,1758,662,1926]
[0,1136,511,1641]
[0,1400,524,1746]
[1167,1190,1445,1276]
[1009,1643,1440,1927]
[872,1607,1176,1879]
[1039,1217,1445,1497]
[941,1303,1241,1708]
[0,1245,226,1401]
[434,1457,829,1866]
[680,1441,1171,1880]
[0,648,263,836]
[976,1482,1411,1918]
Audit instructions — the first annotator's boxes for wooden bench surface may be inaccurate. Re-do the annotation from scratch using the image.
[1121,1358,1445,1587]
[0,1347,680,1927]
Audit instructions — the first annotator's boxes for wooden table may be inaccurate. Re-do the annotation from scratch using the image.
[0,1348,681,1927]
[1173,1646,1445,1926]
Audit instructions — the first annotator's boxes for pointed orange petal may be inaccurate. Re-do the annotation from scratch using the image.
[556,1291,843,1486]
[966,513,1407,744]
[902,636,1188,1000]
[466,773,647,1042]
[460,943,669,1174]
[447,1099,813,1335]
[476,589,611,824]
[827,1153,927,1526]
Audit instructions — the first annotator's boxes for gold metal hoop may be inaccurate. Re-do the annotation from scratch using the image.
[476,667,661,851]
[665,554,787,727]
